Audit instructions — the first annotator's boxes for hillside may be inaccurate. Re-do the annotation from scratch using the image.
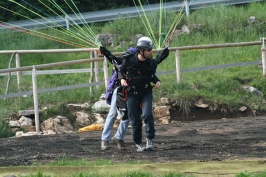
[0,2,266,129]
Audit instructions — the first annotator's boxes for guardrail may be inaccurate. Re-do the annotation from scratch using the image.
[0,0,263,30]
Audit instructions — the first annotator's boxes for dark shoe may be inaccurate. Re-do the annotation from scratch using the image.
[146,138,154,150]
[136,143,146,152]
[101,140,109,150]
[112,136,126,151]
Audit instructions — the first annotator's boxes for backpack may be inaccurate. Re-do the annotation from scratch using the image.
[105,47,137,105]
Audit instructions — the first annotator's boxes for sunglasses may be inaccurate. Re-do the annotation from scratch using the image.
[146,48,152,52]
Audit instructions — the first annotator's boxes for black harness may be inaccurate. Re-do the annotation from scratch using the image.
[125,54,157,91]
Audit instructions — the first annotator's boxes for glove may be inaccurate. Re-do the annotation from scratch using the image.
[99,46,110,55]
[99,46,118,64]
[161,47,169,58]
[156,47,169,64]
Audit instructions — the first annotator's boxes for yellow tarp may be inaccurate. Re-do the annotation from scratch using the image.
[78,124,117,132]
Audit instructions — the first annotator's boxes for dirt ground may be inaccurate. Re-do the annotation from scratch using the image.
[1,108,266,167]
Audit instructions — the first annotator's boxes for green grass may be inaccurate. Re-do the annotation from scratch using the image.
[11,158,266,177]
[21,170,266,177]
[39,103,76,124]
[22,170,194,177]
[0,120,16,138]
[236,171,266,177]
[1,158,266,177]
[0,2,266,133]
[47,158,115,166]
[20,158,195,177]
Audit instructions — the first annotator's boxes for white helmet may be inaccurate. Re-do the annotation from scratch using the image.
[136,37,153,50]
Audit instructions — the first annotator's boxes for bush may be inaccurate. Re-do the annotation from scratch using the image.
[0,121,15,138]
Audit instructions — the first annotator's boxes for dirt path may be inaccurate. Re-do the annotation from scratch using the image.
[1,116,266,166]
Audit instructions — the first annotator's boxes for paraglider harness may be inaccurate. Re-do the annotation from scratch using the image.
[105,47,167,105]
[123,54,158,108]
[105,47,164,118]
[105,49,136,105]
[105,50,136,120]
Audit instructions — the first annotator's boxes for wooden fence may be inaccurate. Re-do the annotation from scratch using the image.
[0,38,265,133]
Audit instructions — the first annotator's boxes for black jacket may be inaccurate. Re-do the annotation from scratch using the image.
[118,53,160,90]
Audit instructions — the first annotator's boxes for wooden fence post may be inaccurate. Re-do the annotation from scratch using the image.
[16,53,21,91]
[94,49,100,89]
[89,51,95,95]
[32,66,40,134]
[261,38,266,77]
[5,53,15,98]
[175,50,181,83]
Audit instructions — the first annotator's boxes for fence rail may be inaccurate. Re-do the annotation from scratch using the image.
[0,60,261,100]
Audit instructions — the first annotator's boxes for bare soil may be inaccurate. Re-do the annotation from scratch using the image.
[1,109,266,166]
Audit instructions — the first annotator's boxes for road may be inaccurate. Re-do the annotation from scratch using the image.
[0,0,263,30]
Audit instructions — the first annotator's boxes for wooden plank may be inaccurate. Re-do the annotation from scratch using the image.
[0,68,104,76]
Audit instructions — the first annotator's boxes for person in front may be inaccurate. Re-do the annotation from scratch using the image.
[118,37,160,152]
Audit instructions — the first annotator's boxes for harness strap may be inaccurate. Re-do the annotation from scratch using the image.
[122,88,128,101]
[136,101,143,108]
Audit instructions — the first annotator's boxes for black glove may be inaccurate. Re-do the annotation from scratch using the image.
[156,47,169,65]
[99,46,116,63]
[99,46,110,55]
[161,47,169,57]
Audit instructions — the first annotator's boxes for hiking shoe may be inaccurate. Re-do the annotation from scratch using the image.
[101,140,109,150]
[146,139,154,150]
[112,136,126,151]
[136,143,146,152]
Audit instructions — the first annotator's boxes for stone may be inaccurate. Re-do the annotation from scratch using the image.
[74,111,95,128]
[247,16,256,23]
[160,98,170,105]
[239,106,247,112]
[242,86,263,97]
[153,106,170,119]
[9,121,20,128]
[91,100,110,113]
[194,99,209,108]
[18,110,42,117]
[18,116,33,126]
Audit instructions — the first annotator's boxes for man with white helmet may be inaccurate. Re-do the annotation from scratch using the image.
[118,36,164,151]
[100,36,169,151]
